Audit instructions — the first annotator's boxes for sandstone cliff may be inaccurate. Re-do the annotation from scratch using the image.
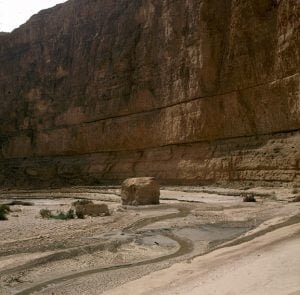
[0,0,299,186]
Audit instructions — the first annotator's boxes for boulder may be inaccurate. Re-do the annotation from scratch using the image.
[75,203,110,217]
[121,177,160,206]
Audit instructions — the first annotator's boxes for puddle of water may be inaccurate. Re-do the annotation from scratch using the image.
[174,225,250,242]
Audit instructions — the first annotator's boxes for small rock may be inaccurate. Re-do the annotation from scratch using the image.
[75,203,110,217]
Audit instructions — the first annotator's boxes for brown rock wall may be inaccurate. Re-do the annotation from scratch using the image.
[2,73,299,158]
[1,131,299,187]
[0,0,299,186]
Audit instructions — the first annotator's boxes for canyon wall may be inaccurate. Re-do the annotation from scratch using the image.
[0,0,299,186]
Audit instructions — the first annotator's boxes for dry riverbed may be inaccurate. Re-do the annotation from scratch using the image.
[0,186,299,294]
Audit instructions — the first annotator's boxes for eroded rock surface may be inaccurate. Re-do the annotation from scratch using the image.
[0,0,299,186]
[121,177,160,206]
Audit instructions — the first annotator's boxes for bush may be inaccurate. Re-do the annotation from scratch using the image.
[72,200,93,219]
[52,209,75,220]
[75,210,85,219]
[40,209,52,218]
[242,193,256,202]
[292,188,298,194]
[0,204,10,220]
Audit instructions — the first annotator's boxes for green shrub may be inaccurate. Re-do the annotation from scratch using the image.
[0,204,10,220]
[53,209,75,220]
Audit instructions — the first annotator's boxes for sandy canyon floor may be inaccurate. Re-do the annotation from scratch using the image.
[0,186,299,295]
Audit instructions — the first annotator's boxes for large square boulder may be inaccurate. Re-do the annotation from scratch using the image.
[121,177,160,206]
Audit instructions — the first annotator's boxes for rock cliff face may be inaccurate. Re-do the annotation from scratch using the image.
[0,0,299,186]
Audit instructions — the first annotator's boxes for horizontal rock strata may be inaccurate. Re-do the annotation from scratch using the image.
[0,0,299,186]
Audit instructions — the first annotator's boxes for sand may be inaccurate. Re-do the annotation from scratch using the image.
[104,223,300,295]
[0,186,299,294]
